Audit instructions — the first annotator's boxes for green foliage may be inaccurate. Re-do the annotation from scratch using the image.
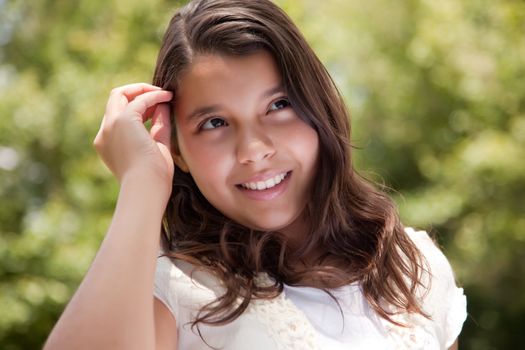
[1,0,523,348]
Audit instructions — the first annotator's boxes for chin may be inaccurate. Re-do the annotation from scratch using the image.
[240,214,299,234]
[251,223,289,233]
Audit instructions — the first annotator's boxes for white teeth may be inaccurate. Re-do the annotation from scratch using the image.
[241,172,287,191]
[265,178,276,188]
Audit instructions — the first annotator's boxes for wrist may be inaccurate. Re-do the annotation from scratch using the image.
[120,170,172,208]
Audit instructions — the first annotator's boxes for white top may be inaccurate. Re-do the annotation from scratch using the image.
[154,228,467,350]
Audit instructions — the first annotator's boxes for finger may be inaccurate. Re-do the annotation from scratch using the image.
[150,103,171,147]
[144,104,158,121]
[106,83,163,116]
[126,90,173,120]
[116,82,162,100]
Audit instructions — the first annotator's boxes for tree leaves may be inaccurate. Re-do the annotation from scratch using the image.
[1,0,523,348]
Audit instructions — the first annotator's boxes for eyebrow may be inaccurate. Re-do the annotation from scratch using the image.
[185,84,285,122]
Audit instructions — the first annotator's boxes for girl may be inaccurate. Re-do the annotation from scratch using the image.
[45,0,467,349]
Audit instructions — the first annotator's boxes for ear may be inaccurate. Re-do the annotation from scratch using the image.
[169,108,190,173]
[173,153,189,173]
[171,143,190,173]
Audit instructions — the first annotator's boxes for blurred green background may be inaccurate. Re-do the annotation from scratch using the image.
[1,0,524,348]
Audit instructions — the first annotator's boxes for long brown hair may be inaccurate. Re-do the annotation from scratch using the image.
[153,0,428,334]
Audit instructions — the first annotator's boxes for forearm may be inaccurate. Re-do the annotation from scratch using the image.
[44,172,169,350]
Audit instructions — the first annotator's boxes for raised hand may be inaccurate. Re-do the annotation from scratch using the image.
[93,83,174,200]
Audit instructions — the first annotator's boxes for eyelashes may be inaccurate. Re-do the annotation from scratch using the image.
[198,97,291,131]
[268,98,291,112]
[200,117,228,130]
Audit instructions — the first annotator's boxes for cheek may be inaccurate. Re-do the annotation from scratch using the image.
[300,126,319,155]
[280,121,319,167]
[178,129,218,170]
[190,155,227,183]
[178,135,234,195]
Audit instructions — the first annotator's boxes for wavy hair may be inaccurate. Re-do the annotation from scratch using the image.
[152,0,428,335]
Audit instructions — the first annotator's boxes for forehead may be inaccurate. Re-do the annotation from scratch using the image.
[174,51,282,114]
[181,50,280,86]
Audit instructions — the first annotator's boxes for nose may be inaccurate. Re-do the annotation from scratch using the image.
[236,128,276,164]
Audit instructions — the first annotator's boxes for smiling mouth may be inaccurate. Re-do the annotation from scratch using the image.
[236,171,292,191]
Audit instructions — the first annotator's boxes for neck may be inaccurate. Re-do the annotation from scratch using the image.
[279,210,310,248]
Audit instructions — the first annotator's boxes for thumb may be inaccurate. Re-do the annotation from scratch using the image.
[150,103,172,148]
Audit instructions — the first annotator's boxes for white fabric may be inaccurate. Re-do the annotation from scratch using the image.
[154,228,467,349]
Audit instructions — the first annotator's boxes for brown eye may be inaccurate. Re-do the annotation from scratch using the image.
[200,117,228,130]
[269,98,290,112]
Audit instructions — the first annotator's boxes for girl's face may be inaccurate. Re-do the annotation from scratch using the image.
[173,51,319,238]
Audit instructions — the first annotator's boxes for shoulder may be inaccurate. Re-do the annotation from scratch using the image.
[154,256,292,349]
[154,254,225,320]
[404,227,463,301]
[402,227,467,348]
[405,227,454,281]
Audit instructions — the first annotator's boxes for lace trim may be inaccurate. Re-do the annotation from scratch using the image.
[249,273,444,350]
[165,263,447,349]
[246,273,319,350]
[381,312,438,350]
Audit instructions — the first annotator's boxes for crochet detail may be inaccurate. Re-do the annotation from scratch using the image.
[246,273,319,350]
[248,273,441,350]
[381,312,437,350]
